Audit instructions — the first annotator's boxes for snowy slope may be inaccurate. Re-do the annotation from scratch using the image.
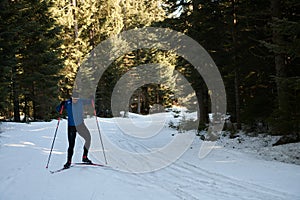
[0,114,300,200]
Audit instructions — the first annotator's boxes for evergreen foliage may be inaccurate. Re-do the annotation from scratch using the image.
[0,0,64,121]
[0,0,299,136]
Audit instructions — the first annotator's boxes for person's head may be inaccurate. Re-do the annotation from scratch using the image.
[72,91,79,103]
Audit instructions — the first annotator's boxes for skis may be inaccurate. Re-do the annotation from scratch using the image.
[74,162,105,167]
[50,167,70,174]
[49,162,107,174]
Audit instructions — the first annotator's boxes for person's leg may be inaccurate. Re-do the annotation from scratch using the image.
[64,126,77,168]
[76,123,91,162]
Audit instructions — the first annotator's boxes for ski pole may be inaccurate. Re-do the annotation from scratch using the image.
[91,99,108,164]
[46,105,64,169]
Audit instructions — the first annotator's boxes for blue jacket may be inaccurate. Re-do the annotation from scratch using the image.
[56,98,91,126]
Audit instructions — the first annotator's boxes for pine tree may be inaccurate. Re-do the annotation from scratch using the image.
[52,0,99,98]
[0,0,64,121]
[264,0,300,134]
[159,0,299,135]
[0,0,23,121]
[93,0,167,115]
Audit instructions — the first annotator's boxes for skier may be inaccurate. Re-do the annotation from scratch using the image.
[56,92,93,169]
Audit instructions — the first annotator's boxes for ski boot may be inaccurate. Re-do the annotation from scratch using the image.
[82,156,92,164]
[64,160,71,169]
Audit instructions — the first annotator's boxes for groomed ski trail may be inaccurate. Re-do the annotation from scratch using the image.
[0,116,299,200]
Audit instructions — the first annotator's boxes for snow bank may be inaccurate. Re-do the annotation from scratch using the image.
[0,113,300,200]
[218,132,300,165]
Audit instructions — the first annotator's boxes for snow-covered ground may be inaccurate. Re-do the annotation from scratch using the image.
[0,112,300,200]
[217,132,300,166]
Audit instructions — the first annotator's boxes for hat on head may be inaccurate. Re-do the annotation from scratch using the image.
[72,91,79,98]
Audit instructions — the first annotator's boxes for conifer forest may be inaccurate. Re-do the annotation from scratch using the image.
[0,0,299,138]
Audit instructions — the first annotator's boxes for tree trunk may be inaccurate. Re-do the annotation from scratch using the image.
[32,82,37,121]
[72,0,78,39]
[137,90,141,114]
[197,84,209,124]
[271,0,289,134]
[12,65,20,122]
[232,0,241,129]
[271,0,288,113]
[12,88,20,122]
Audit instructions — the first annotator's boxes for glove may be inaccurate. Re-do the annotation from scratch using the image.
[60,101,65,107]
[89,95,95,100]
[56,101,65,113]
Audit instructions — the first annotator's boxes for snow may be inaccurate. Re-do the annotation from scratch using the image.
[217,133,300,165]
[0,112,300,200]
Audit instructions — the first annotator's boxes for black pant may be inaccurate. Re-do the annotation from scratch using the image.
[67,123,91,162]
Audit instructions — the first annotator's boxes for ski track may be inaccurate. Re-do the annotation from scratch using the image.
[112,157,295,200]
[93,120,297,200]
[98,118,298,200]
[1,119,300,200]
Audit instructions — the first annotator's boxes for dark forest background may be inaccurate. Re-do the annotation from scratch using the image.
[0,0,299,137]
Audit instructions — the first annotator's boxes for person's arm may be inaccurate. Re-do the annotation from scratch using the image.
[81,96,94,105]
[56,101,65,113]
